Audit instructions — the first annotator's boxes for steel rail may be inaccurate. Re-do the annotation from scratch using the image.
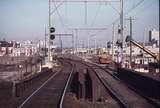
[83,61,129,108]
[93,68,129,108]
[65,58,157,107]
[59,61,74,108]
[82,59,157,108]
[18,63,64,108]
[65,58,129,108]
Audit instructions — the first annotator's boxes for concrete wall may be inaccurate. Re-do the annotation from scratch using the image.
[117,68,160,99]
[0,82,13,108]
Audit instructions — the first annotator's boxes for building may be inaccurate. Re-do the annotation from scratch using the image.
[0,41,13,56]
[149,29,159,47]
[108,40,159,73]
[11,41,38,56]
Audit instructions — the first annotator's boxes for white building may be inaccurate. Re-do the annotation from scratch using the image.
[108,43,158,69]
[11,41,38,57]
[149,29,159,46]
[0,41,13,56]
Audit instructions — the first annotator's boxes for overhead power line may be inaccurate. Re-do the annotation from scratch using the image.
[50,2,64,15]
[106,0,145,28]
[124,0,145,15]
[53,2,67,32]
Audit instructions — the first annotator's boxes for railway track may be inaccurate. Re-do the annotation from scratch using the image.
[66,58,156,108]
[18,59,74,108]
[87,61,160,107]
[86,61,157,108]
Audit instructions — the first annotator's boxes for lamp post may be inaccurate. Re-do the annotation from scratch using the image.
[94,36,97,54]
[87,35,90,55]
[19,64,23,80]
[90,35,97,55]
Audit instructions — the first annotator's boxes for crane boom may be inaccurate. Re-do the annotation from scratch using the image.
[126,36,159,61]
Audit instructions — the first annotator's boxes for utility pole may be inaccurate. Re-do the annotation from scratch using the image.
[94,36,97,54]
[112,23,115,60]
[50,0,121,57]
[48,0,51,61]
[72,31,74,54]
[120,0,123,67]
[125,16,135,69]
[130,17,132,69]
[75,29,78,54]
[39,40,41,55]
[68,27,107,55]
[59,35,63,55]
[45,27,47,57]
[54,33,73,54]
[84,0,87,24]
[87,35,90,54]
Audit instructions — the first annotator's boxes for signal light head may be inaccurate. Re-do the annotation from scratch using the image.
[50,27,55,33]
[50,34,55,40]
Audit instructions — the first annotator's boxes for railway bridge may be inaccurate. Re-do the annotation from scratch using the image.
[0,57,160,108]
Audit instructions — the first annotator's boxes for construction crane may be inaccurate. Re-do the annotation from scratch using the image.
[125,36,160,62]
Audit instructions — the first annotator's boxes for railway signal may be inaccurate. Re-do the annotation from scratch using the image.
[50,27,55,40]
[50,27,55,33]
[50,34,55,40]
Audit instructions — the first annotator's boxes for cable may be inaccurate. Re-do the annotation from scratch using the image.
[133,0,157,17]
[125,0,145,15]
[90,29,106,37]
[90,3,102,27]
[53,2,67,33]
[108,2,120,15]
[87,0,145,39]
[133,0,158,33]
[50,2,64,15]
[86,3,102,37]
[106,0,145,29]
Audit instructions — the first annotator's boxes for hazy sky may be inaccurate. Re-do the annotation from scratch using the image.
[0,0,159,47]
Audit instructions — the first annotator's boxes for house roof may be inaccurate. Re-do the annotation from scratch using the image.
[0,41,13,47]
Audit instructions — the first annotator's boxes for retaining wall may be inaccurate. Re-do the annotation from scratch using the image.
[117,68,160,99]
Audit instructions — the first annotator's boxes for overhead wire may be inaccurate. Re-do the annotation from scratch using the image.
[87,3,103,37]
[51,0,147,44]
[53,2,67,33]
[51,0,146,30]
[108,2,120,15]
[87,0,146,45]
[90,3,102,27]
[133,0,156,17]
[65,1,68,27]
[90,30,106,37]
[132,0,158,30]
[124,0,145,16]
[50,2,64,15]
[106,0,146,29]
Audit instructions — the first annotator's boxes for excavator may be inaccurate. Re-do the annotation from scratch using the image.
[125,36,160,62]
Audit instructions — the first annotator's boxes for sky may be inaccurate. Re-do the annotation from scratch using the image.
[0,0,159,47]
